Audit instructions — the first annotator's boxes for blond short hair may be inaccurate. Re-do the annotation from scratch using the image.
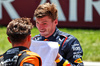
[34,2,58,21]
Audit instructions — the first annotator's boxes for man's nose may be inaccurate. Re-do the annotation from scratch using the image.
[39,24,44,29]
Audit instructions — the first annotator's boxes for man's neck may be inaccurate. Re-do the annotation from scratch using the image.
[12,43,29,49]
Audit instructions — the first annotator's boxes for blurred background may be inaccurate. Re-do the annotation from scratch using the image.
[0,0,100,65]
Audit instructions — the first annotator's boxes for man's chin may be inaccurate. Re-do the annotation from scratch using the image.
[40,33,45,36]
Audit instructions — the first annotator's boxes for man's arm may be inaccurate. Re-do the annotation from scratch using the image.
[56,37,83,66]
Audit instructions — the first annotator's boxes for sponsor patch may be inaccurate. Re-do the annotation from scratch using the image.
[74,58,83,63]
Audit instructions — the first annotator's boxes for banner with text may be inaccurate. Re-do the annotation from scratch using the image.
[0,0,100,28]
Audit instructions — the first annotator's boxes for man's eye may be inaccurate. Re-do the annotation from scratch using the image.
[43,23,47,25]
[36,22,39,24]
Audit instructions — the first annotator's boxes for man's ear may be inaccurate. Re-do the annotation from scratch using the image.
[7,37,11,43]
[27,34,31,42]
[54,19,58,25]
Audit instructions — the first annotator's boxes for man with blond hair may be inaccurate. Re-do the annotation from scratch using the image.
[31,2,84,66]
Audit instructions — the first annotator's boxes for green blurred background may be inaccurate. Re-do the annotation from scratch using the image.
[0,26,100,62]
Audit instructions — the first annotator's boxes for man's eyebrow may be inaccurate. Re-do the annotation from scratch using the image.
[36,21,47,23]
[42,21,48,23]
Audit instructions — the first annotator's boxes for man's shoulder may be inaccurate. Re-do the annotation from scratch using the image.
[19,50,41,61]
[32,34,41,40]
[0,54,3,61]
[59,31,80,45]
[0,54,3,57]
[59,31,76,40]
[17,50,42,66]
[22,50,40,57]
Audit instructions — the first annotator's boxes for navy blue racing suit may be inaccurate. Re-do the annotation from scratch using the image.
[32,28,84,66]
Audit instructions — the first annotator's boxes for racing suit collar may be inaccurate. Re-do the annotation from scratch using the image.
[13,46,29,51]
[3,46,29,59]
[5,46,29,55]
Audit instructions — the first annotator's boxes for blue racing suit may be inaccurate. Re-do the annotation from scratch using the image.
[32,28,84,66]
